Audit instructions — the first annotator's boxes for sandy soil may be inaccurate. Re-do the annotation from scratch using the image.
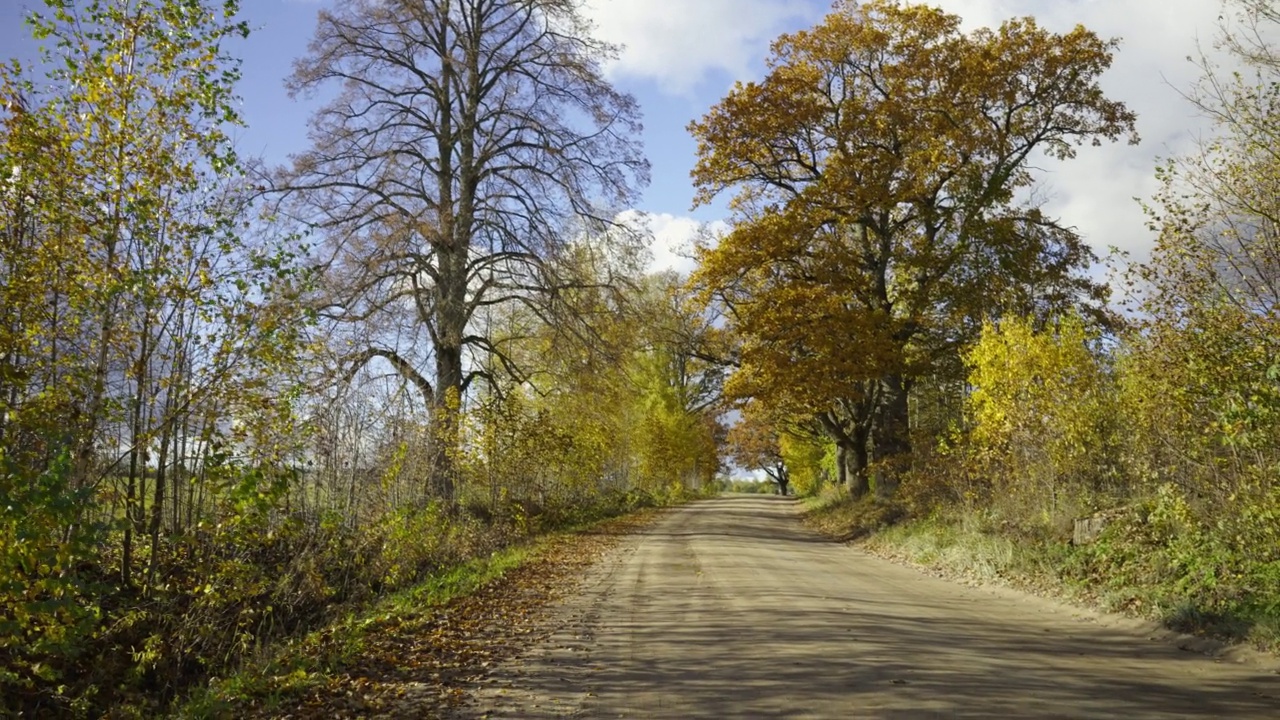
[454,495,1280,719]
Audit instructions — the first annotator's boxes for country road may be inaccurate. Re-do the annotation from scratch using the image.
[463,496,1280,719]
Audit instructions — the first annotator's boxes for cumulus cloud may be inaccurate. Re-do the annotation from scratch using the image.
[616,210,728,276]
[648,213,732,276]
[581,0,811,95]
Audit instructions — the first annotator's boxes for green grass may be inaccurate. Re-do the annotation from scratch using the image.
[858,513,1073,594]
[805,498,1034,585]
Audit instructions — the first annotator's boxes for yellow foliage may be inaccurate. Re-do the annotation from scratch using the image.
[964,314,1119,519]
[780,431,830,497]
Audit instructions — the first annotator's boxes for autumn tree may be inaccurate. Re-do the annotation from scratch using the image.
[0,0,306,575]
[627,273,729,492]
[965,313,1120,520]
[443,264,723,523]
[2,1,315,708]
[632,272,728,417]
[726,405,790,495]
[515,270,724,495]
[1126,0,1280,503]
[690,0,1137,497]
[275,0,649,501]
[779,428,832,497]
[1141,0,1280,316]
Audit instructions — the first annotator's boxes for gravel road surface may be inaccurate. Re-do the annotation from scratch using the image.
[464,495,1280,719]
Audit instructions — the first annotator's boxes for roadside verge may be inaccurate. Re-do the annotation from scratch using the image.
[802,495,1280,672]
[177,510,661,719]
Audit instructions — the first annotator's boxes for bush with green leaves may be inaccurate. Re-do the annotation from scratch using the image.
[0,456,105,715]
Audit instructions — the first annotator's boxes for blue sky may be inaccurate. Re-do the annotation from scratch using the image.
[0,0,1233,274]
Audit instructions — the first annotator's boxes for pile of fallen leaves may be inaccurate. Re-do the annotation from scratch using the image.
[244,511,657,720]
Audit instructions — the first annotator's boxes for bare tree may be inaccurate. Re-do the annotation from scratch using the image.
[274,0,649,501]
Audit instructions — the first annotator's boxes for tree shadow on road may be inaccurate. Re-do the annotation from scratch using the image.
[480,494,1280,719]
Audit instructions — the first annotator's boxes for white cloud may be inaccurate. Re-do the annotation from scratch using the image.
[648,213,700,276]
[589,1,1238,264]
[582,0,811,95]
[616,210,728,276]
[930,0,1234,259]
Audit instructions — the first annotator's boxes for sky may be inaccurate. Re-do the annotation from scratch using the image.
[0,0,1235,276]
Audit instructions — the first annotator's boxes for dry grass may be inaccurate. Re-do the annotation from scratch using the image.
[801,488,905,542]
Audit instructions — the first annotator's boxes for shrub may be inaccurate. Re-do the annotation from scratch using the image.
[0,456,105,716]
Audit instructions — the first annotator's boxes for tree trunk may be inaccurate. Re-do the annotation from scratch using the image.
[848,439,871,499]
[820,408,872,499]
[430,340,463,505]
[121,324,150,588]
[837,440,870,499]
[431,253,464,506]
[145,419,172,596]
[872,375,912,498]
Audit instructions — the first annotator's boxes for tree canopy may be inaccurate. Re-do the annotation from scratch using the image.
[274,0,650,500]
[689,0,1137,496]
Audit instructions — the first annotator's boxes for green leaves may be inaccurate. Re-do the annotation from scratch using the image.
[0,455,107,699]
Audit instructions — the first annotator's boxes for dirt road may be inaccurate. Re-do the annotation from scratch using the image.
[464,496,1280,718]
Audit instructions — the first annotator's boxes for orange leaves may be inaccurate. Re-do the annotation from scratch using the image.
[689,0,1134,427]
[691,0,1138,219]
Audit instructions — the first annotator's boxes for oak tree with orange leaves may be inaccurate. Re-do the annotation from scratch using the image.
[690,0,1137,497]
